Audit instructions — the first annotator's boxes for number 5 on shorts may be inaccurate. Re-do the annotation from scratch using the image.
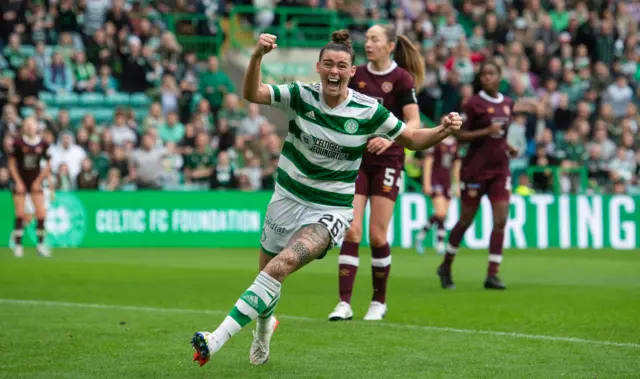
[318,214,344,239]
[383,168,400,188]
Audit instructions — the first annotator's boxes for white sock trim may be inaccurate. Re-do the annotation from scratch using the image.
[14,230,23,237]
[446,243,458,255]
[220,316,242,337]
[338,255,359,267]
[371,255,392,267]
[488,254,503,263]
[257,271,281,294]
[235,299,259,318]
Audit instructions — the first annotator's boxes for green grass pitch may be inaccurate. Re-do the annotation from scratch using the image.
[0,247,638,378]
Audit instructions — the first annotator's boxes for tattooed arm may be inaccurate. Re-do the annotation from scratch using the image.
[263,224,331,283]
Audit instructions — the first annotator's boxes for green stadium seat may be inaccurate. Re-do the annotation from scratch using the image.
[20,107,34,118]
[129,93,152,108]
[39,92,55,105]
[80,93,105,106]
[93,108,115,124]
[46,107,60,119]
[104,92,130,106]
[55,93,79,107]
[69,108,87,124]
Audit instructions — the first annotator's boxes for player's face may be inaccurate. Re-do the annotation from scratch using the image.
[23,118,38,137]
[480,64,500,93]
[317,50,356,98]
[364,26,392,63]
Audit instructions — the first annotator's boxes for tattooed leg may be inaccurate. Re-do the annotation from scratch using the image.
[263,224,332,283]
[191,223,332,366]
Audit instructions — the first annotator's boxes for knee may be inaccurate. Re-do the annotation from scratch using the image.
[493,217,507,231]
[369,223,388,247]
[264,251,298,282]
[434,209,447,221]
[345,223,362,243]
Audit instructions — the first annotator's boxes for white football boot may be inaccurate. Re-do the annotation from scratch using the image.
[328,301,354,321]
[363,301,387,321]
[191,331,223,367]
[250,315,279,365]
[12,245,24,258]
[37,244,51,258]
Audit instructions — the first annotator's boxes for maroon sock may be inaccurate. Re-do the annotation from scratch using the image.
[435,217,446,244]
[36,219,45,244]
[338,241,360,303]
[488,230,505,276]
[441,222,468,271]
[371,243,391,304]
[14,218,23,245]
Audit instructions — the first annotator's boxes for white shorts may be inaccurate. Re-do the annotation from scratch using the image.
[260,190,353,258]
[25,188,52,215]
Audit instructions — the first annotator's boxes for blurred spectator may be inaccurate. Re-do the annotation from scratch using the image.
[55,162,74,191]
[142,102,165,132]
[159,111,185,144]
[239,103,267,140]
[72,51,97,93]
[120,38,152,93]
[96,64,118,95]
[515,173,535,196]
[609,147,637,184]
[83,0,112,37]
[605,76,634,119]
[529,143,558,192]
[184,132,214,185]
[87,135,110,180]
[149,73,181,116]
[76,158,100,189]
[129,132,169,189]
[44,52,73,94]
[14,66,43,108]
[111,109,137,147]
[199,56,234,116]
[210,150,237,190]
[50,131,87,181]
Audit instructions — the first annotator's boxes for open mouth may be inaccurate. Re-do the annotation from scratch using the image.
[327,77,341,90]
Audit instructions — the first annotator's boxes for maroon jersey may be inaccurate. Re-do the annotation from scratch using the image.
[349,61,416,168]
[461,91,514,181]
[10,136,50,185]
[426,138,458,186]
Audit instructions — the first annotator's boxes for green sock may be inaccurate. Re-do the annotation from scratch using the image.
[212,271,281,352]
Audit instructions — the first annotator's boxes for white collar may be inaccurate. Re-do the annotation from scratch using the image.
[366,60,398,76]
[319,85,353,112]
[23,135,42,146]
[479,90,504,104]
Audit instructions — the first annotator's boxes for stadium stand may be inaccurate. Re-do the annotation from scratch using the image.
[0,0,638,194]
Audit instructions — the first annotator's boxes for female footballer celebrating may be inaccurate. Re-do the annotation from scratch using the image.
[329,24,424,321]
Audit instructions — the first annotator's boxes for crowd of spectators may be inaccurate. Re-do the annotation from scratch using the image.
[0,0,280,192]
[0,0,639,194]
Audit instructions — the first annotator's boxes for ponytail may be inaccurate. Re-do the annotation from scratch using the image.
[394,35,425,88]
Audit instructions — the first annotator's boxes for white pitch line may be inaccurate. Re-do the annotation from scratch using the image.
[1,298,638,349]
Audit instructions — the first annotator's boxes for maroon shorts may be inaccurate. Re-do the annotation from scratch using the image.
[431,181,452,200]
[461,175,511,206]
[355,164,403,201]
[11,178,40,194]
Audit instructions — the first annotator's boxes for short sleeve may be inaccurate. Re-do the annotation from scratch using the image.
[461,99,476,131]
[267,82,300,111]
[425,146,435,156]
[7,140,17,157]
[371,103,406,140]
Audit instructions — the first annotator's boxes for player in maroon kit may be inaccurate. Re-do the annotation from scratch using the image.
[7,117,52,258]
[329,24,424,321]
[413,132,460,255]
[437,61,520,290]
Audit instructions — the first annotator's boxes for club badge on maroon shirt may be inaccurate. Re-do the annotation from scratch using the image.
[349,62,416,168]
